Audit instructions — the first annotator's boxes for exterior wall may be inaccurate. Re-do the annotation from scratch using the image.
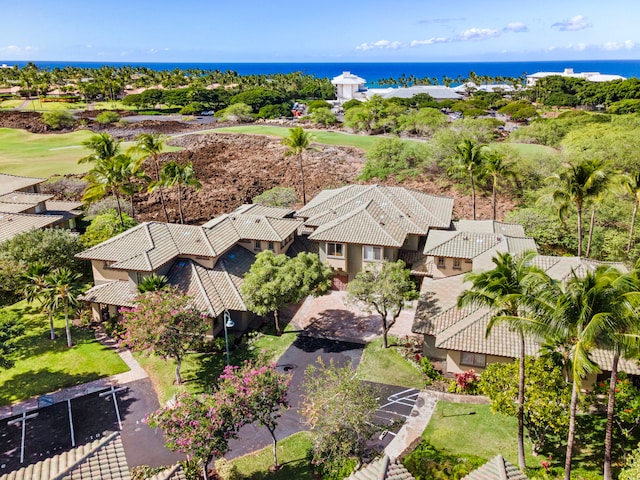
[446,350,513,375]
[431,256,473,278]
[91,260,129,285]
[347,244,363,281]
[402,234,420,251]
[180,255,215,269]
[423,335,448,360]
[238,238,291,256]
[319,242,348,271]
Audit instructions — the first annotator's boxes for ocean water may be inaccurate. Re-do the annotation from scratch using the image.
[2,60,639,85]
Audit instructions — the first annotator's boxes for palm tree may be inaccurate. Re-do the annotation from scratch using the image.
[457,250,550,470]
[79,132,121,165]
[137,273,169,293]
[153,161,201,224]
[545,158,608,257]
[482,149,518,220]
[621,172,640,253]
[22,262,55,340]
[47,267,83,348]
[128,133,169,222]
[585,164,615,258]
[448,139,485,220]
[282,127,313,205]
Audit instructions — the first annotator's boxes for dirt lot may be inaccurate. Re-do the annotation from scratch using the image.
[0,111,513,223]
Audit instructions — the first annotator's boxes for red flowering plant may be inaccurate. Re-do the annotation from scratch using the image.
[588,372,640,447]
[449,370,480,395]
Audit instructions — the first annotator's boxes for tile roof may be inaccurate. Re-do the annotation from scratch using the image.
[0,212,65,243]
[0,192,53,214]
[308,201,407,247]
[78,281,137,307]
[231,203,295,218]
[454,220,525,237]
[462,455,528,480]
[345,455,415,480]
[424,232,501,259]
[148,465,187,480]
[0,173,44,196]
[531,256,628,283]
[0,432,130,480]
[224,214,301,242]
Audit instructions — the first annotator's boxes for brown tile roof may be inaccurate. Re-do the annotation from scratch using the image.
[0,432,130,480]
[345,455,415,480]
[531,256,628,283]
[462,455,528,480]
[424,232,501,259]
[0,173,44,196]
[223,214,302,242]
[78,281,137,308]
[0,191,52,206]
[454,220,526,237]
[148,465,187,480]
[0,212,65,243]
[308,200,407,247]
[232,203,295,218]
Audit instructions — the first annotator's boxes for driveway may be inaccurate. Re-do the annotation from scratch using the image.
[288,291,418,344]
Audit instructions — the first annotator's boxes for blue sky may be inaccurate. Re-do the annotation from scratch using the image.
[0,0,637,62]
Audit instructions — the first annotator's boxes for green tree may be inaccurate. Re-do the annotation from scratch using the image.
[620,443,640,480]
[301,359,379,472]
[47,267,83,348]
[480,357,570,453]
[309,107,337,126]
[137,273,169,294]
[621,172,640,253]
[241,251,332,335]
[347,259,418,349]
[482,149,517,220]
[448,139,485,220]
[128,133,170,222]
[0,259,26,306]
[120,287,209,385]
[81,211,138,247]
[152,161,201,224]
[457,250,550,470]
[281,126,314,205]
[217,103,253,122]
[22,262,56,340]
[79,132,121,165]
[42,110,77,130]
[0,311,24,368]
[252,187,297,207]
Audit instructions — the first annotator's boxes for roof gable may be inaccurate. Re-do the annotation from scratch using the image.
[463,455,528,480]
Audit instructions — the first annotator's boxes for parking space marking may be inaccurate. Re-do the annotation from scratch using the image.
[7,412,38,464]
[378,388,420,412]
[99,386,126,430]
[67,400,75,447]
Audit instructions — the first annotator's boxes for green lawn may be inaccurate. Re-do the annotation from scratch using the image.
[356,337,424,389]
[0,302,129,406]
[231,432,313,479]
[504,142,559,159]
[20,100,87,112]
[136,324,299,405]
[209,125,413,152]
[0,99,25,109]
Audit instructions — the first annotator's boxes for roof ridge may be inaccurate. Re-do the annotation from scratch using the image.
[498,455,508,480]
[436,308,492,347]
[51,432,122,480]
[362,202,406,246]
[218,259,247,310]
[190,261,217,317]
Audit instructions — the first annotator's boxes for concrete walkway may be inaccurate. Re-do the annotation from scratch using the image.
[0,328,147,420]
[384,390,438,459]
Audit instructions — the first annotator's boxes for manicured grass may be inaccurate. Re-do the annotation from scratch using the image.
[21,100,86,111]
[136,324,299,405]
[209,125,412,152]
[356,337,425,389]
[231,432,313,479]
[0,302,129,406]
[92,101,138,111]
[504,142,559,159]
[0,100,25,109]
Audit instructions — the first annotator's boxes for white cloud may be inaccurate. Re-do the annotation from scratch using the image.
[410,37,448,47]
[458,28,500,41]
[503,22,527,33]
[355,39,405,51]
[552,15,592,31]
[603,40,635,51]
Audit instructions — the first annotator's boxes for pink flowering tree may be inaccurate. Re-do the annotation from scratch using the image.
[218,359,291,470]
[146,391,240,480]
[120,287,209,384]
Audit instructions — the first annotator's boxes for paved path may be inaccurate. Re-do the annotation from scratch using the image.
[384,391,437,459]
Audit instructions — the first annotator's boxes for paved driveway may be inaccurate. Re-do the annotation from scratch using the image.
[288,291,418,344]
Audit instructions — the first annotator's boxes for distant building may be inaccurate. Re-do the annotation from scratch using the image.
[365,85,461,101]
[331,71,367,101]
[526,68,625,86]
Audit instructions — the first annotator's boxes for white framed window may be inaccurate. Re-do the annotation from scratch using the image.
[363,245,383,261]
[461,352,486,367]
[453,258,462,270]
[327,242,344,257]
[437,257,446,268]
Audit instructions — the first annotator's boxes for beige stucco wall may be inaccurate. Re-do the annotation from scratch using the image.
[91,260,129,285]
[238,238,290,256]
[446,350,513,375]
[431,257,473,278]
[402,234,420,251]
[180,255,216,269]
[347,244,363,281]
[319,242,348,271]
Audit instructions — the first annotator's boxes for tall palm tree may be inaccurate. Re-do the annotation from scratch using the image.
[585,163,615,258]
[79,132,121,165]
[448,139,485,220]
[621,172,640,253]
[153,161,201,224]
[22,262,55,340]
[482,149,518,220]
[128,133,169,222]
[545,158,608,257]
[457,250,550,471]
[282,127,313,205]
[47,267,83,348]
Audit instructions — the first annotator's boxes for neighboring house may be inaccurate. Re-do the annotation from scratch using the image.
[344,454,415,480]
[0,173,82,243]
[462,454,528,480]
[452,82,517,94]
[412,253,634,386]
[526,68,625,86]
[77,205,301,334]
[331,71,367,101]
[365,85,462,102]
[295,184,454,289]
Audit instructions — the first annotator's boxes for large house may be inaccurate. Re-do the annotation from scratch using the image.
[294,184,454,289]
[526,67,625,86]
[0,173,82,243]
[77,204,302,334]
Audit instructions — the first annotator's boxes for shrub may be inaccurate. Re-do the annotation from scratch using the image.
[216,103,254,122]
[85,196,133,217]
[42,110,77,130]
[420,357,443,385]
[403,440,485,479]
[342,99,362,110]
[81,210,138,247]
[257,103,291,119]
[252,186,297,207]
[448,370,480,395]
[179,102,203,115]
[95,111,121,124]
[310,107,337,126]
[307,100,333,112]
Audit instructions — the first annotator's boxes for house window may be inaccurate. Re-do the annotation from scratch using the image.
[453,258,462,270]
[254,240,261,250]
[437,257,445,268]
[327,242,344,257]
[268,242,275,251]
[461,352,486,367]
[363,245,383,261]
